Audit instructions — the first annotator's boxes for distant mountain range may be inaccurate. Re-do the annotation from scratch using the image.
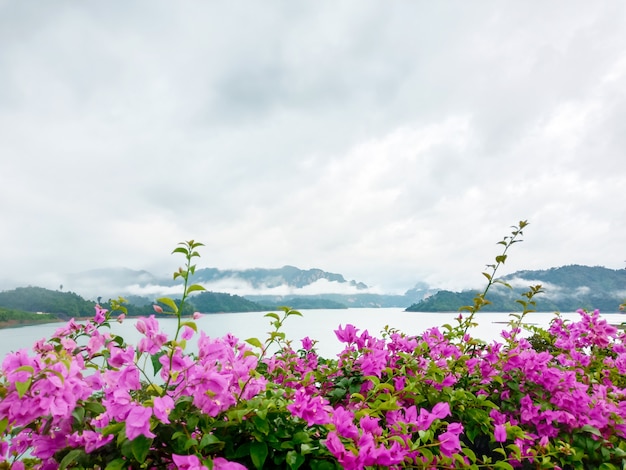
[48,265,438,308]
[1,264,623,315]
[407,265,626,313]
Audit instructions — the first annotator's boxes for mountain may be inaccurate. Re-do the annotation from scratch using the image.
[407,265,626,313]
[192,265,368,290]
[46,266,373,301]
[0,286,268,319]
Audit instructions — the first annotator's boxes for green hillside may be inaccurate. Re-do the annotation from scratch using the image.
[407,265,626,313]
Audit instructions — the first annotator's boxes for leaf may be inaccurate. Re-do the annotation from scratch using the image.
[246,337,263,349]
[156,297,179,314]
[0,418,8,435]
[494,461,514,470]
[482,272,492,281]
[172,247,189,256]
[264,312,280,321]
[59,449,84,469]
[250,441,268,469]
[105,459,128,470]
[131,434,152,463]
[15,376,32,398]
[181,321,197,332]
[581,424,603,437]
[286,450,306,470]
[186,284,206,294]
[199,433,222,449]
[151,351,167,376]
[495,254,507,264]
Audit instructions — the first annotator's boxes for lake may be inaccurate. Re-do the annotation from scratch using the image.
[1,308,610,360]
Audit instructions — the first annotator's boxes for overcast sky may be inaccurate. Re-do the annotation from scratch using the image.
[1,1,625,295]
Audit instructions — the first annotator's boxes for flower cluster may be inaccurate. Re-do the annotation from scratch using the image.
[1,236,625,469]
[3,306,625,469]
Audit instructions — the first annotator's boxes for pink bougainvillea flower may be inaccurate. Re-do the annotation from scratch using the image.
[438,422,464,457]
[494,424,507,442]
[334,324,359,344]
[212,457,247,469]
[172,454,207,470]
[125,405,156,441]
[152,395,175,424]
[301,336,314,351]
[181,325,194,340]
[94,304,107,324]
[287,388,332,425]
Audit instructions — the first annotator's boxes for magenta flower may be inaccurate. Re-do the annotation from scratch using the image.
[172,454,208,470]
[287,388,332,425]
[335,324,359,344]
[94,304,107,324]
[212,457,247,469]
[494,424,507,442]
[125,405,156,441]
[438,422,463,457]
[301,336,315,351]
[152,395,175,424]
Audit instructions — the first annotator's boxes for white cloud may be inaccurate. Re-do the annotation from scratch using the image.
[1,1,625,296]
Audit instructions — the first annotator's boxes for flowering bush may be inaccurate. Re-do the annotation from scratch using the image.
[1,227,626,469]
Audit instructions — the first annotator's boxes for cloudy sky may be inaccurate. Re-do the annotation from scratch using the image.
[1,1,625,295]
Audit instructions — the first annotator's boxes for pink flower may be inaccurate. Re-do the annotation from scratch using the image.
[152,395,175,424]
[439,422,463,457]
[125,405,156,441]
[172,454,207,470]
[193,312,202,320]
[287,388,331,425]
[301,336,314,351]
[334,324,359,344]
[94,304,107,324]
[212,457,247,469]
[494,424,507,442]
[181,326,194,340]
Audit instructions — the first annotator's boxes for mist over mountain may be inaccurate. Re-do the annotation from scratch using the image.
[3,264,622,313]
[407,265,626,313]
[30,265,379,302]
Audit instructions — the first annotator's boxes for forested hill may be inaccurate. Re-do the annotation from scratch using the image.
[406,265,626,313]
[0,286,268,322]
[0,286,96,319]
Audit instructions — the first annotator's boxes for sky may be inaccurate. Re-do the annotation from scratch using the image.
[1,1,625,296]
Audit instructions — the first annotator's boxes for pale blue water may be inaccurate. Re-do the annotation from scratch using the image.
[0,308,596,360]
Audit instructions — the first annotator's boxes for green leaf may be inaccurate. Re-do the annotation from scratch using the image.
[181,321,197,332]
[72,406,85,424]
[246,337,263,349]
[105,459,128,470]
[250,441,268,469]
[59,449,84,469]
[286,450,306,470]
[15,378,32,398]
[264,312,280,321]
[199,433,222,449]
[494,461,514,470]
[186,284,206,294]
[157,297,179,313]
[0,418,8,435]
[172,247,189,256]
[151,350,167,376]
[131,434,152,463]
[581,424,603,437]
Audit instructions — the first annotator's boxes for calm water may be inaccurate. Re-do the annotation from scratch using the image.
[0,308,606,360]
